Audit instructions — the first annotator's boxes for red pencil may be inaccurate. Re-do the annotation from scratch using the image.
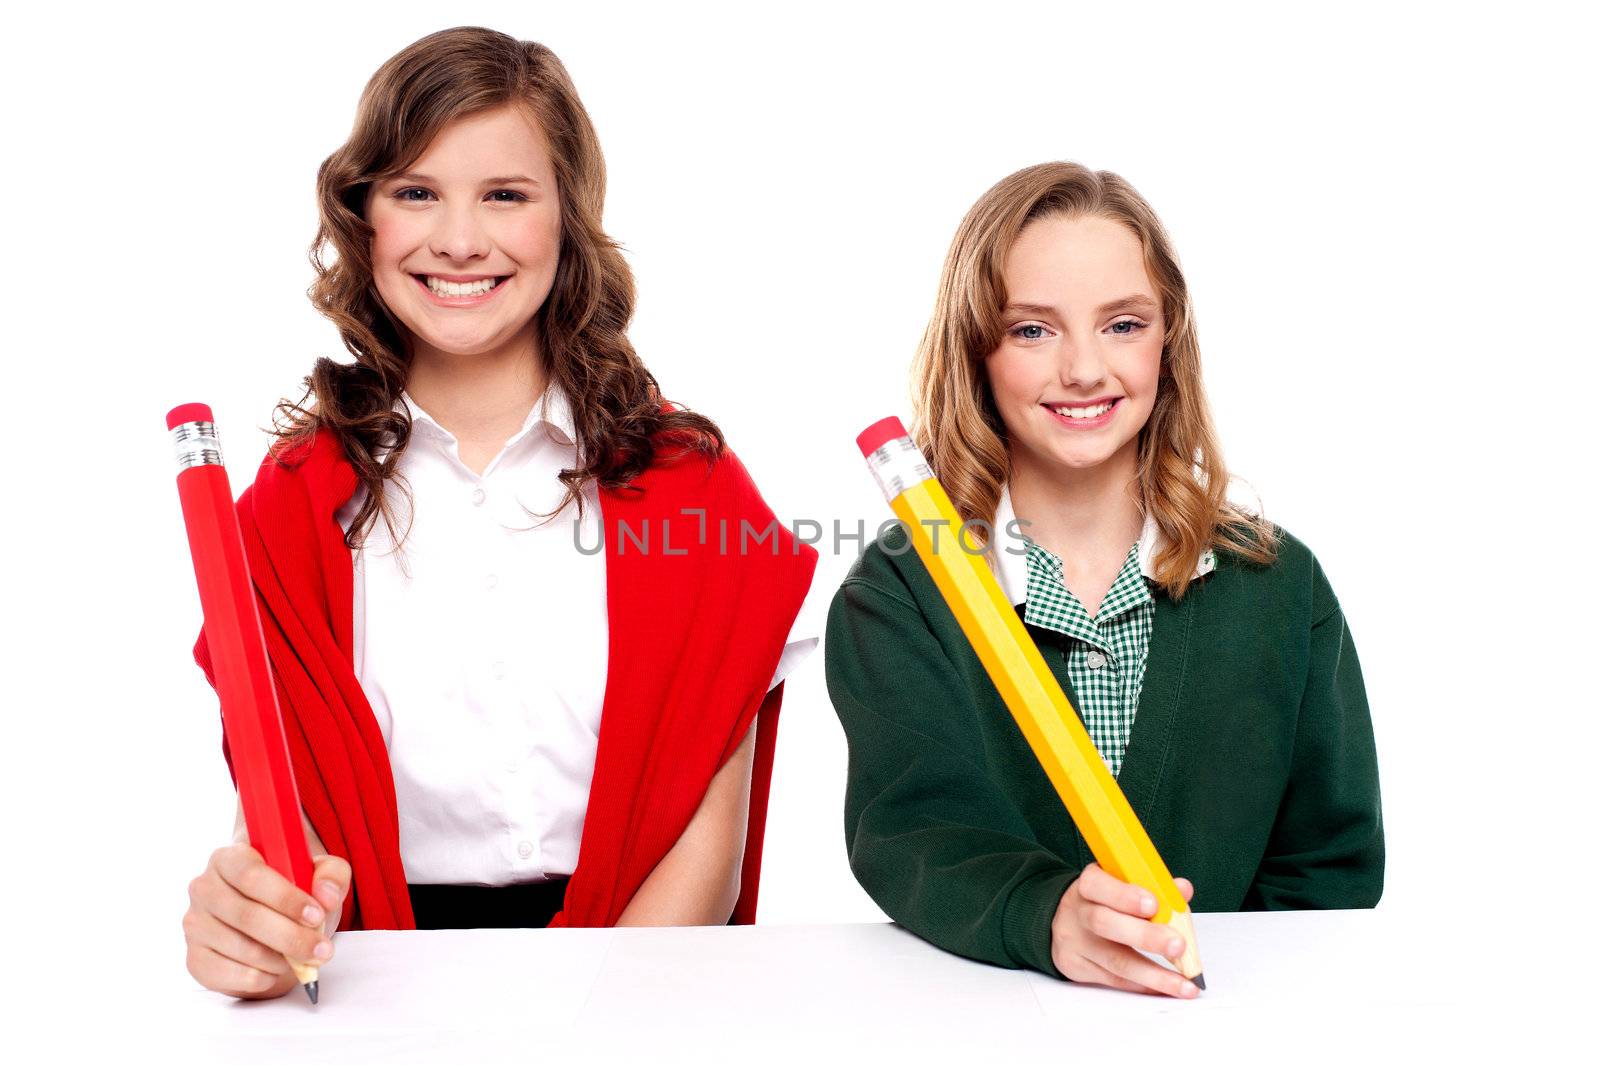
[168,403,320,1004]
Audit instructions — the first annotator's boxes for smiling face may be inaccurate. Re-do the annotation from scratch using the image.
[985,213,1165,486]
[364,103,564,368]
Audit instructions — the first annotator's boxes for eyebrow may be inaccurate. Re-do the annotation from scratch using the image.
[1005,295,1159,317]
[387,172,544,188]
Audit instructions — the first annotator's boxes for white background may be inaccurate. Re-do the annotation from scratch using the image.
[4,0,1595,1028]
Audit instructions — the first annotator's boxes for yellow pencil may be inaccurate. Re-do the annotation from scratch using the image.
[856,417,1203,987]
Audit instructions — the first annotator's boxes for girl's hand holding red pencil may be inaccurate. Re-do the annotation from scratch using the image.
[183,846,351,1000]
[1051,862,1200,999]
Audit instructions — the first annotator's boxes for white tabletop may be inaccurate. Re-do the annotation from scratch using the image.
[154,912,1574,1064]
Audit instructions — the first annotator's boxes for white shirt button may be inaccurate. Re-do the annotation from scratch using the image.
[517,840,534,859]
[1086,650,1107,669]
[471,487,486,506]
[484,573,499,590]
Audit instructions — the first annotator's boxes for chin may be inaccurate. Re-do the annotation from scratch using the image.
[1045,444,1120,471]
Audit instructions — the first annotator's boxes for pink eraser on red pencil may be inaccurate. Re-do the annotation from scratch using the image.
[856,417,909,458]
[167,403,215,430]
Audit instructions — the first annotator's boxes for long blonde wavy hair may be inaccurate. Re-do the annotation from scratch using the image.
[910,162,1278,598]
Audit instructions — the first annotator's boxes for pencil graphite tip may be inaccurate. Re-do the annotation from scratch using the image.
[1191,973,1206,992]
[303,980,319,1005]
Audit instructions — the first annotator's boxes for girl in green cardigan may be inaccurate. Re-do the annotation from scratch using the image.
[825,162,1382,998]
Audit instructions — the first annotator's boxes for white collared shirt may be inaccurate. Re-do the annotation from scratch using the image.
[335,384,819,886]
[989,482,1216,606]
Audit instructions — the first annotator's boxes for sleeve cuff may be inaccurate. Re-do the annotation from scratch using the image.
[767,578,828,690]
[1001,867,1078,978]
[768,636,818,691]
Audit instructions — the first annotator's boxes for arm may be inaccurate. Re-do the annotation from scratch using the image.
[614,720,757,926]
[826,575,1078,977]
[1244,591,1385,909]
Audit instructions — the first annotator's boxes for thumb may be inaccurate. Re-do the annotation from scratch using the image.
[310,853,352,912]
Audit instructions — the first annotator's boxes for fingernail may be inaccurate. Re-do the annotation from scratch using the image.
[316,881,340,907]
[313,940,332,960]
[1140,895,1156,916]
[1168,938,1184,958]
[302,904,324,926]
[1183,981,1199,998]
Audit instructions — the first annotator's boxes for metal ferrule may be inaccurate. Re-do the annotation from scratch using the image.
[865,436,934,501]
[171,420,223,471]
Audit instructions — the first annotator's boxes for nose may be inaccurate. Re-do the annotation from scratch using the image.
[427,199,492,263]
[1055,334,1109,391]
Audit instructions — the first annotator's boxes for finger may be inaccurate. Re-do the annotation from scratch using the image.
[189,944,285,997]
[1076,862,1158,917]
[1084,941,1200,999]
[206,880,329,965]
[186,908,291,976]
[214,846,327,929]
[1077,901,1192,962]
[1058,953,1156,995]
[1175,877,1194,902]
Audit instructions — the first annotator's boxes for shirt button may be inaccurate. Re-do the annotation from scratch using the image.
[471,487,486,506]
[1086,650,1107,669]
[484,573,499,590]
[517,840,534,859]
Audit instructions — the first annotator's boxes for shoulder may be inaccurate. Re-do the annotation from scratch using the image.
[627,441,756,512]
[618,440,818,577]
[1212,520,1344,624]
[833,521,936,618]
[241,426,358,527]
[628,420,792,523]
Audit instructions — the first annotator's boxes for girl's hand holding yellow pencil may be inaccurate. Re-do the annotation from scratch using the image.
[183,845,350,1000]
[1051,863,1201,998]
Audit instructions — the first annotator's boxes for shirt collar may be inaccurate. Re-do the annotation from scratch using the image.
[399,379,578,451]
[991,481,1215,607]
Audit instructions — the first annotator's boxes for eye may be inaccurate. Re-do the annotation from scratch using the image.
[1010,323,1051,341]
[391,188,528,203]
[1108,318,1147,336]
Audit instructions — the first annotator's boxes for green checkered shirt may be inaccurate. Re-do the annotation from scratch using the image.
[1022,539,1152,778]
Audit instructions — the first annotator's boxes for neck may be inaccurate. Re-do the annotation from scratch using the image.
[403,329,548,441]
[1007,440,1144,562]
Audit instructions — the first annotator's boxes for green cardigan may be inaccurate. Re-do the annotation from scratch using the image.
[824,521,1383,978]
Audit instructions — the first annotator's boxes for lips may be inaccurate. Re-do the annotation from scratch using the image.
[1042,397,1121,428]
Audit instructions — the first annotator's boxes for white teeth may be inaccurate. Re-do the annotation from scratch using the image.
[1049,400,1115,419]
[426,276,499,297]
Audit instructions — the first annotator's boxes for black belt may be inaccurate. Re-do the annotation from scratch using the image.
[407,877,569,930]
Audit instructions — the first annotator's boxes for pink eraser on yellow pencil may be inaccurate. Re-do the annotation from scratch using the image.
[855,416,908,458]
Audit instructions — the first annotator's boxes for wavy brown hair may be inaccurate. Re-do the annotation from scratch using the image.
[910,162,1277,599]
[273,26,723,548]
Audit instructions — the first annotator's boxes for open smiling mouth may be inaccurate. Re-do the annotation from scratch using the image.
[1042,397,1122,422]
[411,274,511,299]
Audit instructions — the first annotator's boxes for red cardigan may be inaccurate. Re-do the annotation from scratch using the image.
[194,427,817,930]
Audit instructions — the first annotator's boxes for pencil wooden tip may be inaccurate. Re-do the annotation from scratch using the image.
[1191,973,1205,992]
[303,980,319,1005]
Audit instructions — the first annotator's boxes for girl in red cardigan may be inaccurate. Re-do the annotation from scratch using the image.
[181,27,816,1000]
